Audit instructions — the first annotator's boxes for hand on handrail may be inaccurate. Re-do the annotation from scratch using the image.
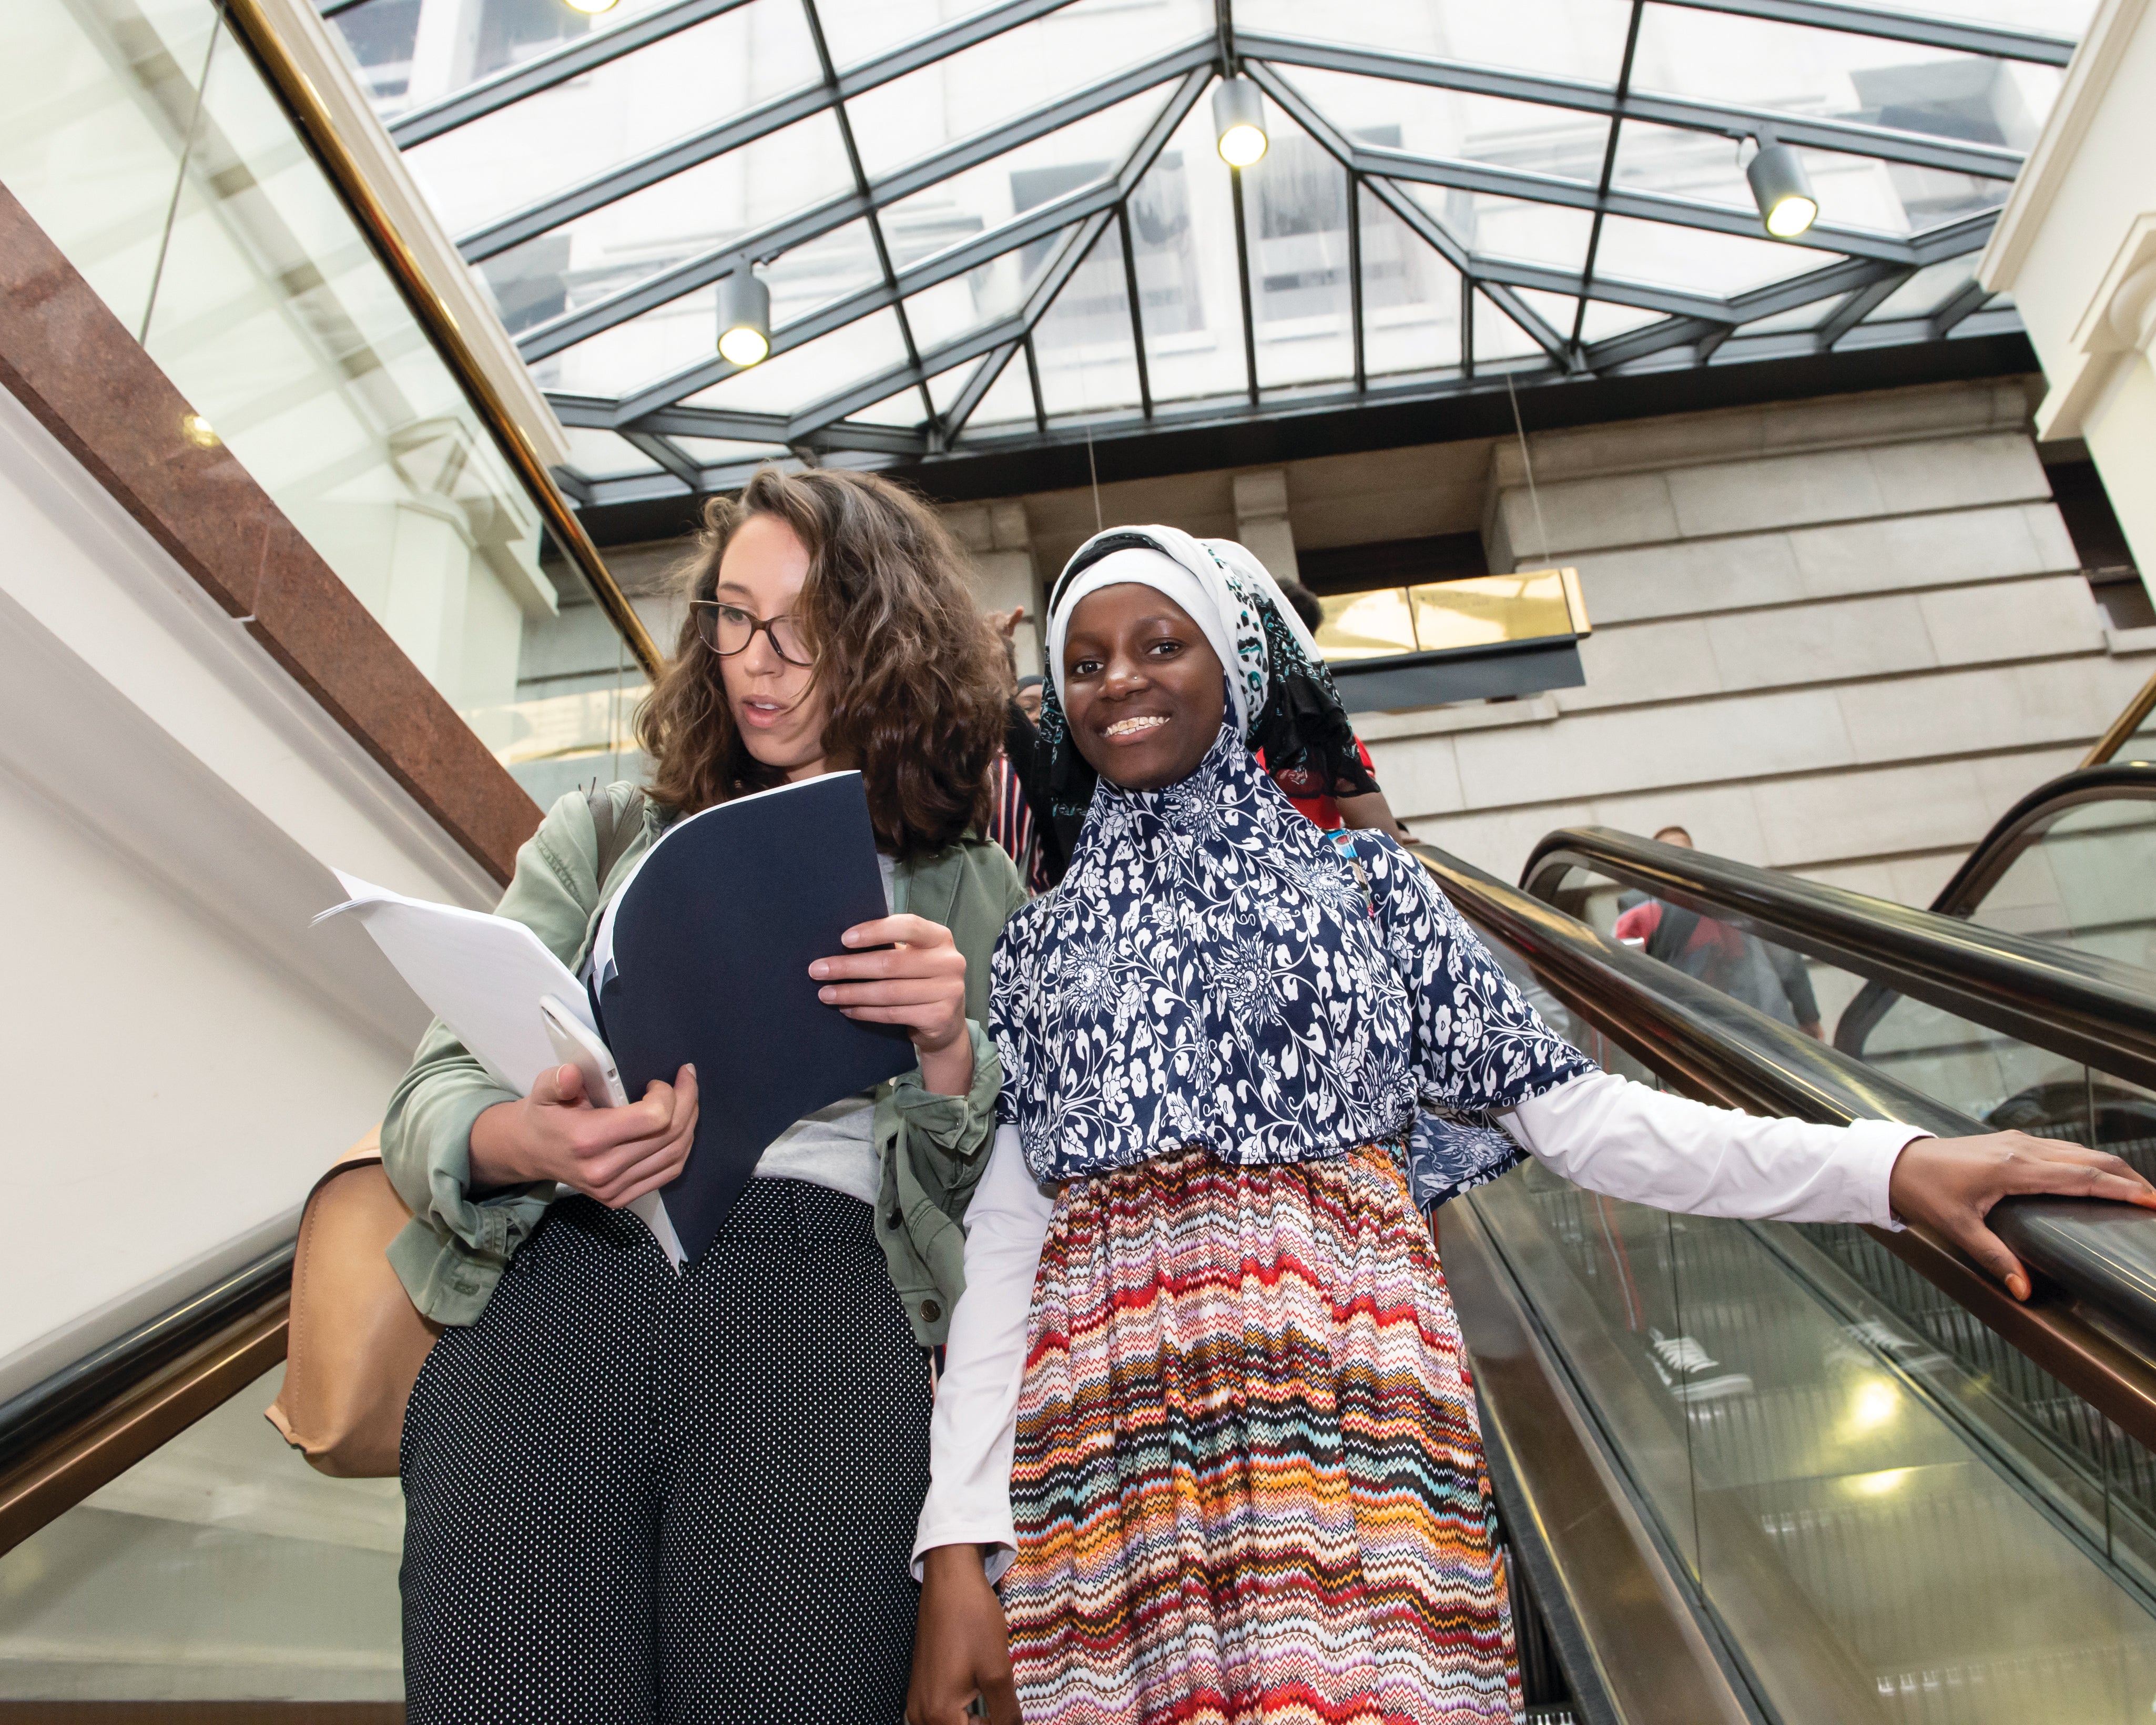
[1888,1132,2156,1301]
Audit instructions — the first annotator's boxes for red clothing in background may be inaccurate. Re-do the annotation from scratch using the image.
[1258,737,1377,831]
[1613,899,1748,966]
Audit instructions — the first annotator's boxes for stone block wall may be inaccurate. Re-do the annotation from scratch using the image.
[1377,379,2155,906]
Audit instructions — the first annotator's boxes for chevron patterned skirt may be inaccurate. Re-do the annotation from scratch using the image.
[1003,1142,1520,1725]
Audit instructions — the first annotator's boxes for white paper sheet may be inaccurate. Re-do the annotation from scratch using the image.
[317,872,685,1267]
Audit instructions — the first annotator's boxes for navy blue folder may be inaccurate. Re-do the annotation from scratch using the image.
[593,772,914,1264]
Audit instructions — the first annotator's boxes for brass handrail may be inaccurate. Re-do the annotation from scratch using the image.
[218,0,664,678]
[2084,665,2156,768]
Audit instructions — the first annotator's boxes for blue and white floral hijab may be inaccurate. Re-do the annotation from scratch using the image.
[991,526,1594,1191]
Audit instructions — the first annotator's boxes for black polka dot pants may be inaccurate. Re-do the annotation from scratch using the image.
[399,1179,932,1723]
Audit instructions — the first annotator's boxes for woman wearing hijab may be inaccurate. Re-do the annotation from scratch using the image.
[903,526,2155,1725]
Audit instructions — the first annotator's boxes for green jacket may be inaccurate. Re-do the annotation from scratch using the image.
[380,782,1027,1344]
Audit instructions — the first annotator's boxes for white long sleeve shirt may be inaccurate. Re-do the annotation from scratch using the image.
[911,1072,1927,1579]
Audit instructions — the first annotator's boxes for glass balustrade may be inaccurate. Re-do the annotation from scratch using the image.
[1456,919,2156,1724]
[1520,856,2156,1614]
[1966,796,2156,971]
[0,1365,402,1705]
[0,0,654,807]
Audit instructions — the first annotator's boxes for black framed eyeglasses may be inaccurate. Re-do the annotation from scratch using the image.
[691,601,814,666]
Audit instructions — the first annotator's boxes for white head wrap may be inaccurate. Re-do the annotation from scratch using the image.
[1043,524,1322,741]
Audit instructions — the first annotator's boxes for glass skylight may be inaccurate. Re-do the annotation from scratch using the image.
[318,0,2081,501]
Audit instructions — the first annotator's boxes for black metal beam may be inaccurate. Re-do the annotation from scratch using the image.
[1931,273,1994,338]
[564,329,2037,543]
[459,84,833,265]
[1650,0,2074,66]
[1230,164,1259,404]
[390,0,760,147]
[1024,333,1046,431]
[621,430,704,489]
[396,0,1085,150]
[1347,170,1365,392]
[944,341,1021,441]
[1116,204,1153,418]
[1818,269,1911,348]
[776,210,1114,435]
[509,42,1214,365]
[1585,313,1724,371]
[600,62,1210,422]
[1236,33,2027,180]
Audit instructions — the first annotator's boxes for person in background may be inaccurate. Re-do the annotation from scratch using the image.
[983,610,1050,892]
[385,467,1026,1723]
[1262,578,1416,841]
[1615,824,1824,1038]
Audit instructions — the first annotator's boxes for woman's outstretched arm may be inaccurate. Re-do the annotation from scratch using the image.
[1502,1073,2156,1300]
[908,1123,1054,1725]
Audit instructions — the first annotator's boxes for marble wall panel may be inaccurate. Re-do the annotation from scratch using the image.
[1917,575,2104,667]
[1704,593,1935,693]
[1452,686,1858,812]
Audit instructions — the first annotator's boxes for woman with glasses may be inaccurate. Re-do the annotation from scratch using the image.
[383,466,1028,1723]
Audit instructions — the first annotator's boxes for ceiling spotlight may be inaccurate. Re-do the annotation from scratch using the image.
[1213,75,1267,168]
[562,0,621,14]
[1747,138,1818,239]
[717,267,770,367]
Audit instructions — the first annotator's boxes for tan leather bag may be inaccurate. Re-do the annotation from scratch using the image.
[266,1127,443,1478]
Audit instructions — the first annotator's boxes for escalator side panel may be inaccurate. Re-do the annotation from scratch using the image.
[1441,1200,1758,1725]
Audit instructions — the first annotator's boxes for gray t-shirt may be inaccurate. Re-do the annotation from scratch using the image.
[750,853,896,1205]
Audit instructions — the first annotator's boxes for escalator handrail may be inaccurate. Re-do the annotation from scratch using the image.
[2083,666,2156,771]
[1924,760,2156,919]
[1410,840,2156,1452]
[1519,823,2156,1094]
[0,1245,292,1555]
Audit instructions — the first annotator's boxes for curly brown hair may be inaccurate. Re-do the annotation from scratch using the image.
[636,466,1007,861]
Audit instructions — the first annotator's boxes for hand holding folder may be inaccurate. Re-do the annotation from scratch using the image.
[320,772,916,1268]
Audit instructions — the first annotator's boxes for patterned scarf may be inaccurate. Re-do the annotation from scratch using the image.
[992,531,1592,1183]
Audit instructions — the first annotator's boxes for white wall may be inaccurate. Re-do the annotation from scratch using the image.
[0,383,501,1404]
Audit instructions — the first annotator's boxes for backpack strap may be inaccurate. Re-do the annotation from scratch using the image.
[585,782,648,890]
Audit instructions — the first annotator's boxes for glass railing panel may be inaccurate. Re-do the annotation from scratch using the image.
[2,0,650,792]
[0,1364,402,1704]
[1545,863,1827,1037]
[1538,862,2149,1144]
[1965,798,2156,972]
[1474,1162,2156,1724]
[1455,912,2156,1720]
[476,554,685,806]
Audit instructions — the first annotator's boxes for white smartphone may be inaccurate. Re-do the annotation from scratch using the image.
[540,995,629,1107]
[538,997,689,1271]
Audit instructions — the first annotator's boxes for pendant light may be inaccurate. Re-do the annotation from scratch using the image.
[1213,75,1268,168]
[1747,136,1818,239]
[717,267,770,367]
